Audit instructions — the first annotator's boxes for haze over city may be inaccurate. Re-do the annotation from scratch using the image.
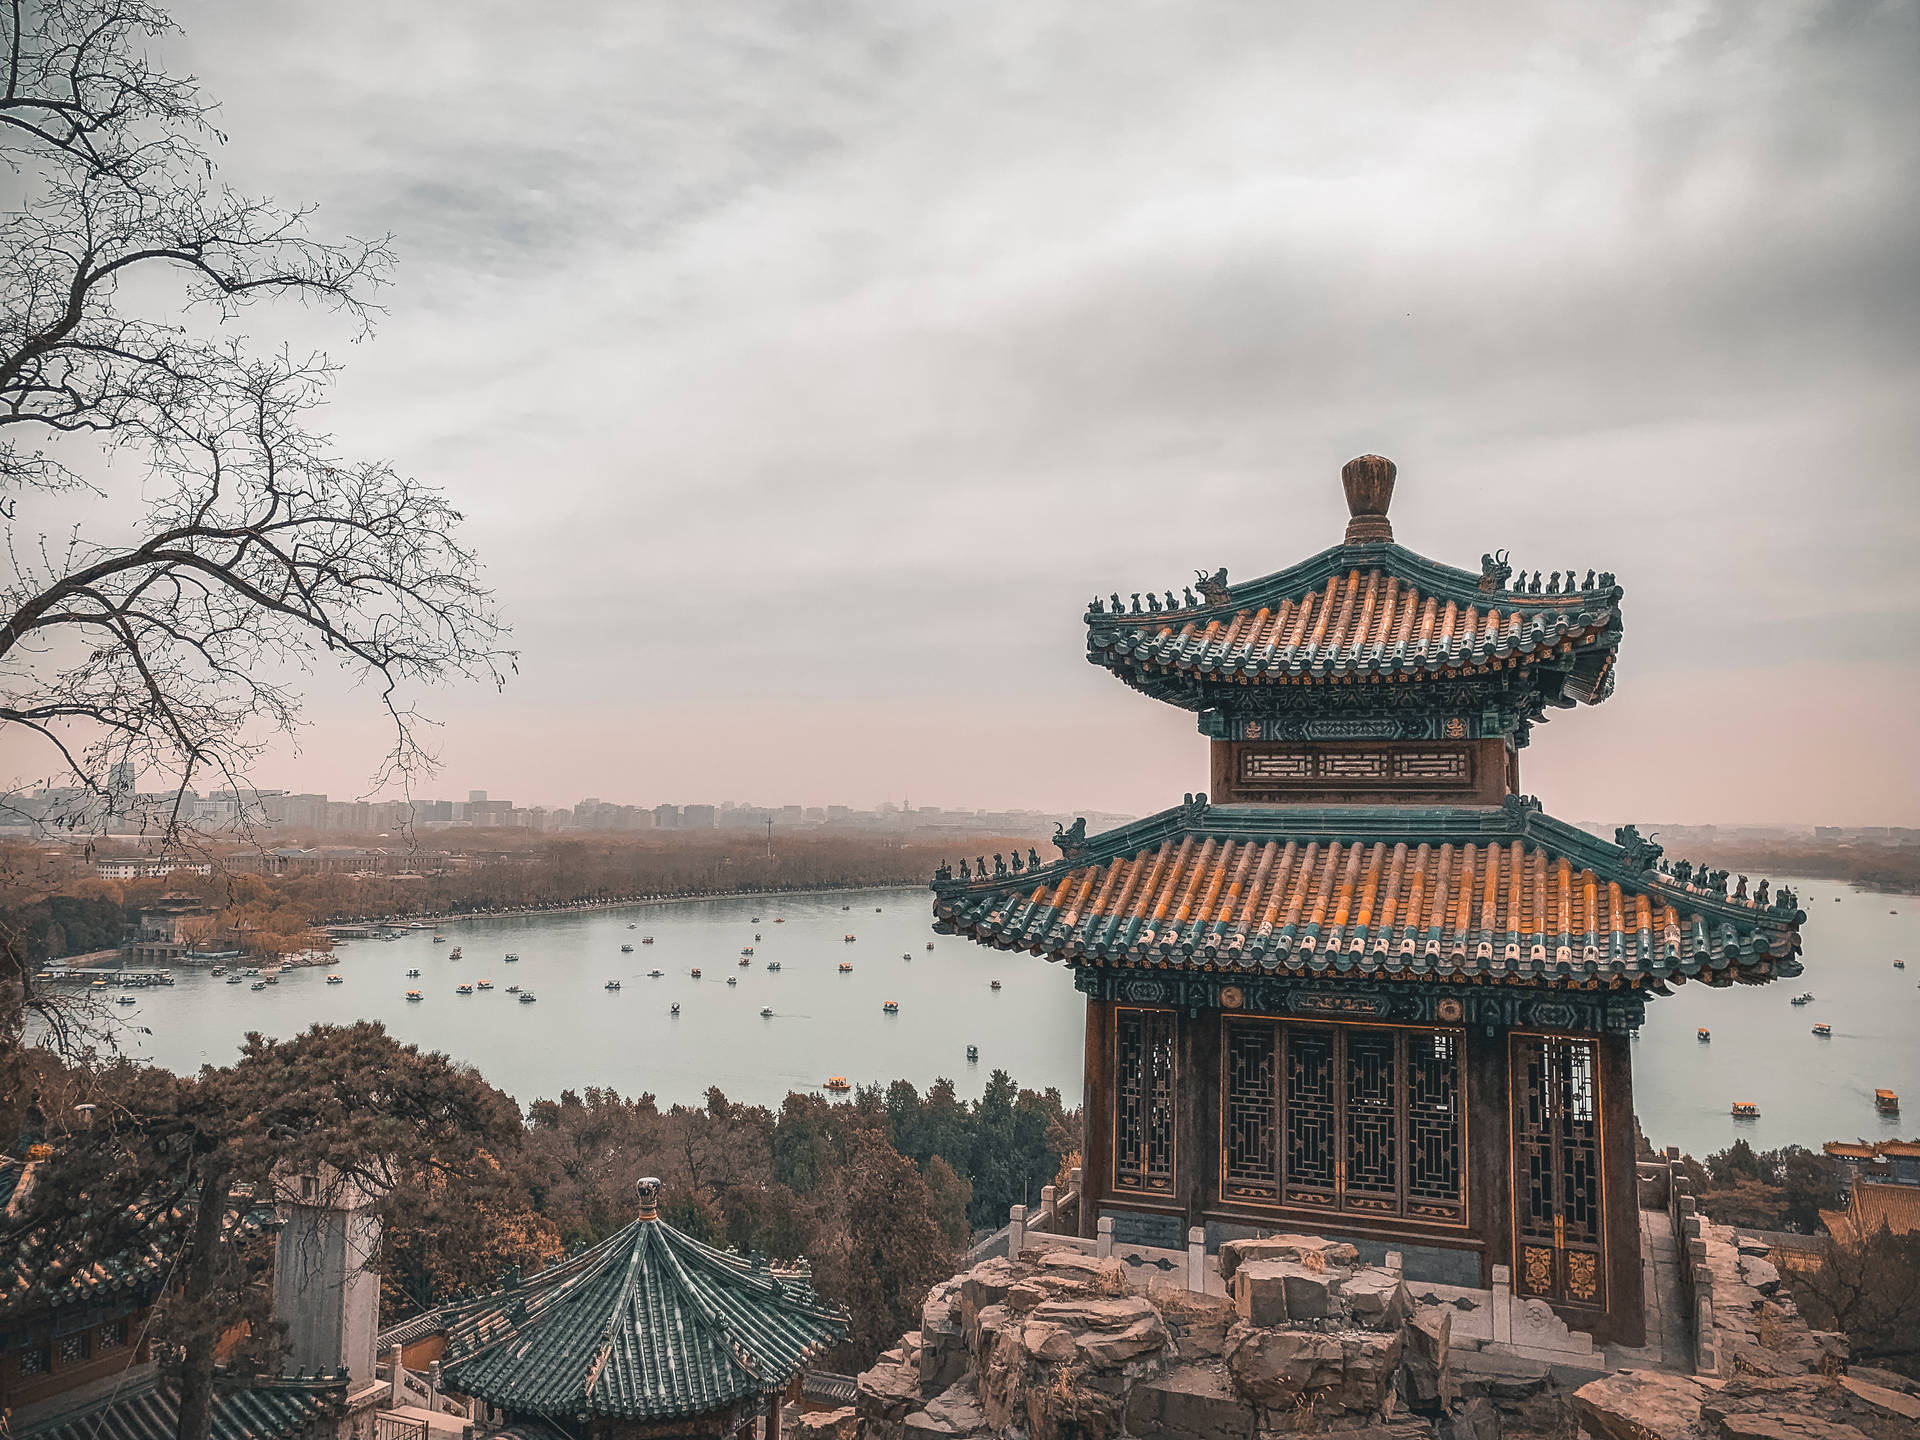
[7,0,1918,824]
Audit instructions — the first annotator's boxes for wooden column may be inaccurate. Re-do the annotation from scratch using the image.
[1177,1008,1221,1230]
[1465,1026,1511,1287]
[1080,995,1112,1239]
[1598,1031,1646,1347]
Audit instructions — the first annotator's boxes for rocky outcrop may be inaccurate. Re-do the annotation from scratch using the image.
[797,1408,861,1440]
[1572,1370,1920,1440]
[856,1244,1475,1440]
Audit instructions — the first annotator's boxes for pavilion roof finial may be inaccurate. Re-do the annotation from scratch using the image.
[636,1176,661,1221]
[1341,454,1396,545]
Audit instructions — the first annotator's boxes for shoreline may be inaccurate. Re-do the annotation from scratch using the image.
[335,880,916,932]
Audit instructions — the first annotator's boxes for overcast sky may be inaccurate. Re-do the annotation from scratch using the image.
[143,0,1919,824]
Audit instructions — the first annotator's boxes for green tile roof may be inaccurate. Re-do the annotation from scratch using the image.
[16,1371,347,1440]
[0,1157,177,1322]
[440,1207,847,1422]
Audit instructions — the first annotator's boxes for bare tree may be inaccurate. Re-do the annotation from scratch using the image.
[0,0,511,843]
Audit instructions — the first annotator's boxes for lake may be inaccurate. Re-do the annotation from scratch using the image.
[86,877,1918,1157]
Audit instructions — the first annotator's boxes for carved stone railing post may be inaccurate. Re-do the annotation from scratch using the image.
[1186,1227,1206,1293]
[1040,1185,1057,1229]
[1490,1263,1514,1346]
[1008,1204,1027,1258]
[1096,1215,1113,1260]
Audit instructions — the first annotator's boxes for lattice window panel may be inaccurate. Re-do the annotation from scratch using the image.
[1283,1026,1338,1204]
[1319,752,1390,778]
[1513,1035,1605,1307]
[1393,750,1469,780]
[1406,1032,1464,1219]
[1223,1021,1279,1201]
[1114,1008,1176,1195]
[1242,752,1313,780]
[1342,1031,1399,1211]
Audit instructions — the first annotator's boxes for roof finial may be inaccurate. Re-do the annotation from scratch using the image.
[636,1175,661,1221]
[1341,454,1396,545]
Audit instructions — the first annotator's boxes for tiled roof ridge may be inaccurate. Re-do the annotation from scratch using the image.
[1085,542,1623,630]
[933,796,1807,931]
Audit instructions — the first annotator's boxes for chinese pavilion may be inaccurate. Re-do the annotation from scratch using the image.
[931,455,1806,1346]
[438,1178,847,1440]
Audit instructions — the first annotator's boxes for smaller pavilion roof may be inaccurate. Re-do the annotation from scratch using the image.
[440,1180,847,1423]
[0,1155,178,1322]
[931,796,1804,989]
[17,1372,346,1440]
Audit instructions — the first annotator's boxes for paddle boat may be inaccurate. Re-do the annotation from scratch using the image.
[456,983,473,995]
[506,984,520,993]
[621,944,634,953]
[641,936,654,944]
[1697,1028,1711,1042]
[991,980,1003,991]
[838,962,853,973]
[1812,1024,1832,1037]
[605,980,621,990]
[448,946,462,960]
[477,979,493,990]
[966,1045,979,1061]
[1877,1089,1900,1115]
[726,976,738,986]
[406,990,422,1002]
[326,974,344,984]
[505,953,519,961]
[823,1076,851,1092]
[407,968,421,977]
[648,969,663,978]
[116,995,136,1006]
[226,975,244,984]
[670,1003,680,1015]
[518,991,537,1003]
[690,967,702,978]
[1731,1102,1759,1119]
[761,1007,775,1017]
[882,1000,899,1014]
[251,981,266,991]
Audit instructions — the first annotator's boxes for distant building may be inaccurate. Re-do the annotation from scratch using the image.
[652,803,681,829]
[1823,1174,1920,1246]
[681,804,717,829]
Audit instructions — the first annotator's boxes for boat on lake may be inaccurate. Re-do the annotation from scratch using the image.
[518,991,537,1004]
[605,980,621,990]
[251,982,266,991]
[690,967,702,978]
[1790,992,1814,1005]
[1813,1024,1832,1036]
[760,1007,774,1017]
[407,968,420,977]
[449,946,462,960]
[882,1000,899,1013]
[456,984,473,995]
[966,1045,978,1061]
[433,935,445,944]
[726,976,737,986]
[477,979,493,990]
[670,1003,680,1014]
[226,975,243,984]
[116,995,136,1006]
[621,944,634,953]
[838,962,853,973]
[1731,1101,1759,1119]
[326,974,343,984]
[843,934,856,943]
[991,980,1003,992]
[505,953,519,961]
[1877,1089,1900,1114]
[211,966,227,976]
[926,942,934,951]
[823,1076,851,1092]
[506,984,519,993]
[641,937,654,944]
[1697,1028,1710,1042]
[406,990,422,1001]
[628,923,636,929]
[1896,960,1907,969]
[648,969,663,977]
[767,962,780,971]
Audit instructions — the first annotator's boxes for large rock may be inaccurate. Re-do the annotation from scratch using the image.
[1736,1254,1782,1297]
[1401,1306,1452,1409]
[1123,1363,1256,1440]
[1231,1259,1335,1325]
[1026,1294,1170,1370]
[1711,1417,1870,1440]
[1342,1267,1412,1331]
[959,1257,1022,1328]
[1156,1290,1236,1359]
[971,1304,1027,1431]
[1570,1371,1705,1440]
[1444,1395,1501,1440]
[794,1406,859,1440]
[858,1358,927,1440]
[1224,1322,1344,1405]
[1217,1233,1361,1284]
[902,1379,988,1440]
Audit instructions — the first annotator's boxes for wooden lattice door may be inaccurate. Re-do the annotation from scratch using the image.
[1511,1035,1605,1309]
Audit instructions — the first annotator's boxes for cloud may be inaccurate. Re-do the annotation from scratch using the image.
[130,0,1920,821]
